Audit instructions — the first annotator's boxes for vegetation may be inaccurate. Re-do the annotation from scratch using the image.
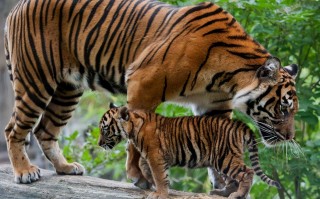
[60,0,320,198]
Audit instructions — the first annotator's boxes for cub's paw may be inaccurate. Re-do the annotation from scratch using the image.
[56,162,85,175]
[228,192,246,199]
[210,180,238,197]
[210,189,229,197]
[14,165,41,184]
[147,192,167,199]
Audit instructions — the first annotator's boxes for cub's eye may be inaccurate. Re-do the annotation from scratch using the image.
[279,104,289,115]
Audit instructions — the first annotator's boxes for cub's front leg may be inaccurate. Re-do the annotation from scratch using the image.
[145,153,169,199]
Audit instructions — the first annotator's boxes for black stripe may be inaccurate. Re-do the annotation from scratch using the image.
[84,0,115,67]
[228,35,247,40]
[185,7,223,26]
[206,71,224,92]
[194,17,228,32]
[186,130,197,168]
[180,72,191,96]
[154,9,178,37]
[68,0,78,22]
[252,162,259,167]
[133,5,163,59]
[84,0,104,30]
[125,2,150,62]
[218,68,256,87]
[15,96,40,116]
[39,0,54,80]
[70,1,91,61]
[97,0,128,73]
[58,1,67,78]
[161,77,167,102]
[46,108,72,121]
[32,0,39,35]
[227,17,236,26]
[162,25,190,63]
[166,2,213,35]
[192,42,241,89]
[44,0,51,25]
[50,98,78,107]
[227,50,263,59]
[203,28,228,36]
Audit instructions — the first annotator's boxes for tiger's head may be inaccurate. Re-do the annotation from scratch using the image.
[98,104,138,150]
[234,57,299,146]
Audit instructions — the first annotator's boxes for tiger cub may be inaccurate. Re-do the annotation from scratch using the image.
[98,106,281,199]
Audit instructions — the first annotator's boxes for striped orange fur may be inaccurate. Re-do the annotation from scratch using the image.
[99,106,281,198]
[4,0,298,184]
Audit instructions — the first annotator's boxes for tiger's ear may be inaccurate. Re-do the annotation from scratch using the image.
[119,106,129,121]
[257,57,280,81]
[284,64,299,79]
[109,103,118,109]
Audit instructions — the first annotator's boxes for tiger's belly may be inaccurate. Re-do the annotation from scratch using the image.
[170,91,233,115]
[62,68,126,94]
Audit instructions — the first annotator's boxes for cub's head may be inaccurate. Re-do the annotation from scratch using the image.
[98,104,132,150]
[235,57,299,146]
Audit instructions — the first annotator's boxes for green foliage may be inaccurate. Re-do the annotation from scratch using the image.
[60,0,320,198]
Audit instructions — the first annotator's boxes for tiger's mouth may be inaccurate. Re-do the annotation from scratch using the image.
[256,121,286,147]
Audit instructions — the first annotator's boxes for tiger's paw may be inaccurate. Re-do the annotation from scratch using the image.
[133,177,152,190]
[147,192,167,199]
[56,162,85,175]
[14,165,41,184]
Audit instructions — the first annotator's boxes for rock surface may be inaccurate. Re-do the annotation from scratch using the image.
[0,164,224,199]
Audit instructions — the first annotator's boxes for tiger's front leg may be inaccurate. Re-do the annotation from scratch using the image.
[4,80,55,183]
[33,86,85,175]
[126,70,164,189]
[126,141,152,189]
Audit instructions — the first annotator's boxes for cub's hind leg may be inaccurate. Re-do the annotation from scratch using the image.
[227,165,254,199]
[5,80,55,183]
[34,83,84,175]
[139,157,154,187]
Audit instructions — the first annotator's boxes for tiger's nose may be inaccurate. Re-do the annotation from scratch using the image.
[285,133,294,140]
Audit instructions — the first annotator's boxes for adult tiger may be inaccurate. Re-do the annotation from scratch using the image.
[4,0,298,186]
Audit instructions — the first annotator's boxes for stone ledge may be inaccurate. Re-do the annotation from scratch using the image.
[0,164,225,199]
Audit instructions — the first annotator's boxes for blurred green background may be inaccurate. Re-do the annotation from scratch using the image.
[60,1,320,199]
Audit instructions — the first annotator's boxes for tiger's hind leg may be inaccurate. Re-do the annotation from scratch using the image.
[33,83,85,175]
[5,80,55,183]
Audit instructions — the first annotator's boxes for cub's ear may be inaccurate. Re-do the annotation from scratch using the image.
[109,103,118,109]
[119,106,129,121]
[257,57,280,81]
[284,64,299,79]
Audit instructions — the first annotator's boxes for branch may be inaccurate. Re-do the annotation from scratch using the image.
[0,164,223,199]
[272,167,292,199]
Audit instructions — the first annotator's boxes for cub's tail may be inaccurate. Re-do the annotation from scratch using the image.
[247,131,281,189]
